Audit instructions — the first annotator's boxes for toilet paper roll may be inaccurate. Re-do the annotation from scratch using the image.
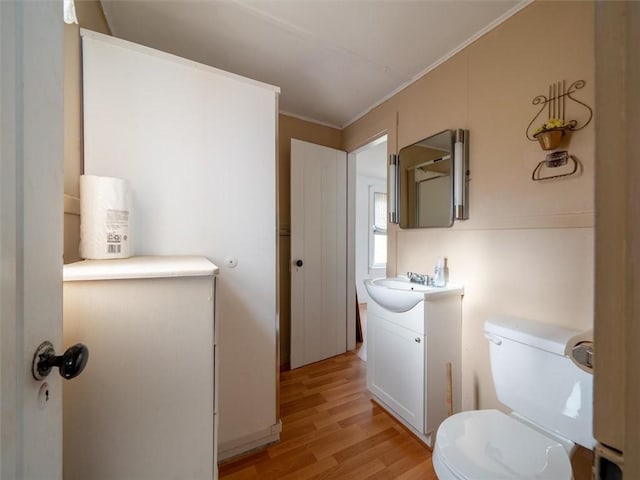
[565,329,593,356]
[80,175,133,259]
[566,329,594,374]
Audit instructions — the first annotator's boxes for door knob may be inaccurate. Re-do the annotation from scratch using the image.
[295,259,303,267]
[32,341,89,381]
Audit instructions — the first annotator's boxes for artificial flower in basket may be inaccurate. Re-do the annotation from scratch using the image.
[533,118,568,150]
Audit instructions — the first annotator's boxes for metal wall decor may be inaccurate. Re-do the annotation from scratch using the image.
[526,79,592,181]
[526,79,593,147]
[532,151,579,181]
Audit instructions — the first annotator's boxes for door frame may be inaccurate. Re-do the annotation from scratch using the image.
[1,2,65,478]
[347,151,356,351]
[593,1,640,477]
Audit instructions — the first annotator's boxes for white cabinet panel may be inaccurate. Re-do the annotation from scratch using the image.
[368,314,425,431]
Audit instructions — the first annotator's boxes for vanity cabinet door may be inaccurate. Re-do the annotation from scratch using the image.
[367,316,425,432]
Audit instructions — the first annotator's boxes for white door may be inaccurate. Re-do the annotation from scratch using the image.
[290,139,348,369]
[1,2,65,478]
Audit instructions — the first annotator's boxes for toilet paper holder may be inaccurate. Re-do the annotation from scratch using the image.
[571,341,594,371]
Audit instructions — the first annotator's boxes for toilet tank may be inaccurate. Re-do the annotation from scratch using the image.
[485,316,595,449]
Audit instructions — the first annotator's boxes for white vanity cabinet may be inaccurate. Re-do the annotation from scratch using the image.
[63,256,219,480]
[366,284,463,447]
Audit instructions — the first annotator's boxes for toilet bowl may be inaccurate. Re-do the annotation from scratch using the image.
[433,410,573,479]
[432,316,594,480]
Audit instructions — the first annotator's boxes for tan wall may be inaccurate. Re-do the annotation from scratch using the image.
[344,1,595,411]
[63,0,111,264]
[278,114,342,365]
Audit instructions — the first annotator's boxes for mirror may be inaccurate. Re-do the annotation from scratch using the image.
[398,130,454,228]
[388,129,468,228]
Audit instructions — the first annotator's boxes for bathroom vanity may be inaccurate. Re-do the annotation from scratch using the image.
[364,277,463,446]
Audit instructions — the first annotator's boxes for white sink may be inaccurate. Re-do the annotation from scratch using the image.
[364,276,463,313]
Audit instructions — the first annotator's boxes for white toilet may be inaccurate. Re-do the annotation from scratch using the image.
[433,316,595,479]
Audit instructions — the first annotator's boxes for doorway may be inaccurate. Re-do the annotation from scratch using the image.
[351,135,388,361]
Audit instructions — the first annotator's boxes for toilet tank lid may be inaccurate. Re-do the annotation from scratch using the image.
[64,256,219,281]
[485,316,587,356]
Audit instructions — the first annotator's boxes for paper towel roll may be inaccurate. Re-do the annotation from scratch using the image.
[80,175,133,259]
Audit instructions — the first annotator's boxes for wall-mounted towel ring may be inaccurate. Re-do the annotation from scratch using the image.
[532,151,579,181]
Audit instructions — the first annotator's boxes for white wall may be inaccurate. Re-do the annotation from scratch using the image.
[80,31,280,457]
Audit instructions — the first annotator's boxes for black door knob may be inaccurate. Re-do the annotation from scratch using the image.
[295,259,303,267]
[32,341,89,381]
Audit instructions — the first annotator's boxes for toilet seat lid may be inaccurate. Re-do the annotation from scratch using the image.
[435,410,572,480]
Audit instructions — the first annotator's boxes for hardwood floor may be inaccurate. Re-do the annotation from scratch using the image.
[219,348,594,479]
[219,351,438,480]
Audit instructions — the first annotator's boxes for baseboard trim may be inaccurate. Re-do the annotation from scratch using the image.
[218,421,282,462]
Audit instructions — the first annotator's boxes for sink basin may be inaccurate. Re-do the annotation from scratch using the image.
[364,276,463,313]
[369,277,436,292]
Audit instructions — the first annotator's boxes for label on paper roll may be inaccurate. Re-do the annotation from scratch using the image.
[105,209,129,255]
[80,175,133,259]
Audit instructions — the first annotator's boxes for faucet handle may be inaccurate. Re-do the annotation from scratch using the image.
[408,272,430,285]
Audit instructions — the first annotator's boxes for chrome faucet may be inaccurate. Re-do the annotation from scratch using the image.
[407,271,432,286]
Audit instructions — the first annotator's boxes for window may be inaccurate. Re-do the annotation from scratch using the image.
[370,190,387,269]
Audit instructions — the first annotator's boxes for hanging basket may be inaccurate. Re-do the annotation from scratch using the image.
[533,129,566,150]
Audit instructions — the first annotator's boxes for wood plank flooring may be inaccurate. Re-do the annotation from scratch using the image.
[219,351,438,480]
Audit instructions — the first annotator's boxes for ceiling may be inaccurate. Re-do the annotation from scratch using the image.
[101,0,528,129]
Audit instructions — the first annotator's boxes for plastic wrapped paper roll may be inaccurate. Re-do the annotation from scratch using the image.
[79,175,133,259]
